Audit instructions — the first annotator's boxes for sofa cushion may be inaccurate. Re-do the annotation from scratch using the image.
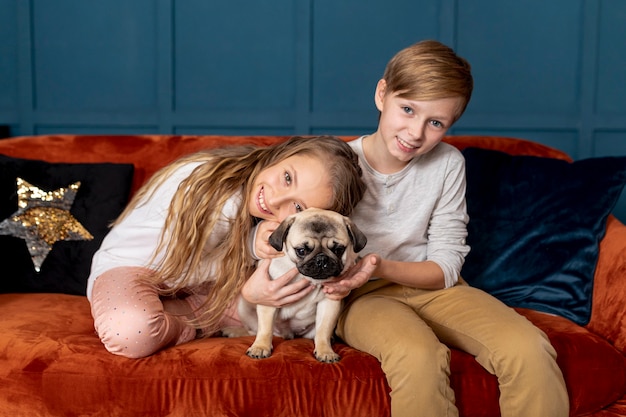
[1,293,624,417]
[461,148,626,325]
[0,293,391,417]
[522,308,626,415]
[0,155,133,295]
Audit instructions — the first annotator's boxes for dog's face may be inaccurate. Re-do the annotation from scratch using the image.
[268,208,367,281]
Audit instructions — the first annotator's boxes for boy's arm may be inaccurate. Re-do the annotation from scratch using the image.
[323,255,444,298]
[322,254,380,300]
[424,150,470,288]
[324,146,469,294]
[374,258,445,289]
[368,148,468,290]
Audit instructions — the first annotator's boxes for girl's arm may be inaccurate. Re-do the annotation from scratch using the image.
[241,258,314,307]
[250,220,283,259]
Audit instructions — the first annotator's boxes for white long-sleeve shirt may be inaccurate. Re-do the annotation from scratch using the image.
[87,162,241,300]
[349,137,470,288]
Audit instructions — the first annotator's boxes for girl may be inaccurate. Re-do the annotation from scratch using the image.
[88,135,366,359]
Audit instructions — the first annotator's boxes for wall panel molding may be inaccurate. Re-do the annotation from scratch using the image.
[578,0,601,158]
[2,0,624,152]
[16,0,34,135]
[1,0,624,218]
[156,0,174,133]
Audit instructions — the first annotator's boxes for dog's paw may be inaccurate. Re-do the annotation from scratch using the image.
[314,349,341,363]
[246,344,273,359]
[220,326,250,338]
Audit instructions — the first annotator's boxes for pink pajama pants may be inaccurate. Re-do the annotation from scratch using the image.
[90,267,200,358]
[91,267,243,358]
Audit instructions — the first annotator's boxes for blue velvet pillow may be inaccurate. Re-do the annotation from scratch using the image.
[461,148,626,325]
[0,154,134,295]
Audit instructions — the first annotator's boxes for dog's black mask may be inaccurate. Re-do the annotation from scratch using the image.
[298,253,342,280]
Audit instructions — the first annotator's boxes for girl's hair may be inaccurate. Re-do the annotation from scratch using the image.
[116,135,365,334]
[382,40,474,121]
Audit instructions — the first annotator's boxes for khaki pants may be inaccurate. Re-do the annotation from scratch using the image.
[336,280,569,417]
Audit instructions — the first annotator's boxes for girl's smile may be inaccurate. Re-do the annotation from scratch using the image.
[255,186,271,215]
[249,154,333,222]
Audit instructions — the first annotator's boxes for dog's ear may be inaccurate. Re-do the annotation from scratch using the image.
[344,217,367,253]
[268,216,296,251]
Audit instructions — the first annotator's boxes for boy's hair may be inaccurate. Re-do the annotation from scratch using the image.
[117,135,365,334]
[383,40,473,120]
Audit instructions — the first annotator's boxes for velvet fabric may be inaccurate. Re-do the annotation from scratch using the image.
[587,216,626,352]
[1,294,624,416]
[0,135,295,196]
[0,154,134,295]
[461,148,626,325]
[0,293,390,417]
[0,134,625,417]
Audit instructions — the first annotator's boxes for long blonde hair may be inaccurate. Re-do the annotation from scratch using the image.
[116,135,365,333]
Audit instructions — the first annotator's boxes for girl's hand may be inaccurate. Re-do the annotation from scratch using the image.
[242,259,314,307]
[322,253,380,301]
[254,221,283,259]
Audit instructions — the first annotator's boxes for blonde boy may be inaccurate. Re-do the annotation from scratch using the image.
[325,40,569,417]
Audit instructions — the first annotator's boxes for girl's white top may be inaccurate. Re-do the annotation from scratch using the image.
[87,162,241,301]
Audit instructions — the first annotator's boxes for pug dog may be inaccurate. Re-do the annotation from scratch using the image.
[222,208,367,363]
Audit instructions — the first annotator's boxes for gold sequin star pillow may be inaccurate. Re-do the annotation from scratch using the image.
[0,154,133,295]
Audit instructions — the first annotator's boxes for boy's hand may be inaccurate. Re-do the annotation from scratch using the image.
[242,258,313,307]
[253,220,283,259]
[322,253,379,301]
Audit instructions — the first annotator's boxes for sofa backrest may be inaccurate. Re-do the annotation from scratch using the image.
[0,134,572,196]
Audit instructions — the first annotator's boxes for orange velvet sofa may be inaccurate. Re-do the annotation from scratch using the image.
[0,134,625,417]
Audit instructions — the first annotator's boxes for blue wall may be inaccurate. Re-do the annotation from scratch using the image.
[1,0,625,220]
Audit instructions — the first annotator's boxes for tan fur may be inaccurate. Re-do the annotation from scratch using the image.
[223,208,367,362]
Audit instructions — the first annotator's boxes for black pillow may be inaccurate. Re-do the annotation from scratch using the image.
[0,154,134,295]
[461,147,626,325]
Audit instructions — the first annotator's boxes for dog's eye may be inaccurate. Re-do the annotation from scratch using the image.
[331,245,346,257]
[296,246,310,258]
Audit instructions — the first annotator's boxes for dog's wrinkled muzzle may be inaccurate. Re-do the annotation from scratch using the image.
[298,253,342,280]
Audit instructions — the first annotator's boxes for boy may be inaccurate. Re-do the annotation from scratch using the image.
[323,40,569,417]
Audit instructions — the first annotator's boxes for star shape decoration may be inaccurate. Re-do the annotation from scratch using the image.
[0,177,93,272]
